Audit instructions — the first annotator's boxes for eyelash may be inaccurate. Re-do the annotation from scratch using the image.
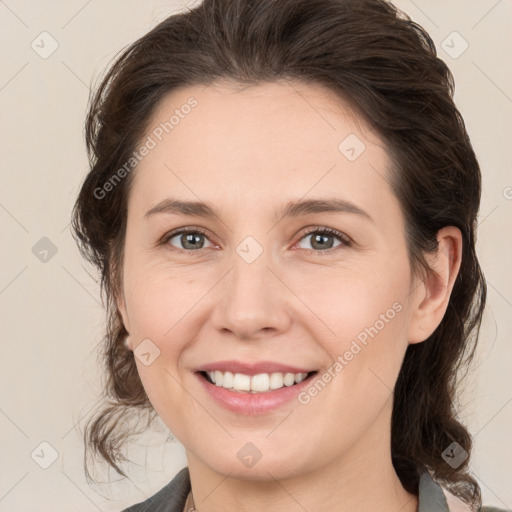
[160,226,352,256]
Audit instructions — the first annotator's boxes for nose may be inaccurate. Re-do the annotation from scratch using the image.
[210,246,292,341]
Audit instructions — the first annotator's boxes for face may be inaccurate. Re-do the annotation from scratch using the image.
[117,79,424,480]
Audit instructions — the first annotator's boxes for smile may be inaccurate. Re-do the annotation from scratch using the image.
[195,370,319,415]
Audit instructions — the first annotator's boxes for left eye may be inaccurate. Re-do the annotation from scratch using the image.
[296,228,349,252]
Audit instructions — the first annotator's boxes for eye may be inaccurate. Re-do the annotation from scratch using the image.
[163,228,215,252]
[295,227,351,253]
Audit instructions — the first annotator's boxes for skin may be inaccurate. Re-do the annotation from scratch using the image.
[117,79,462,512]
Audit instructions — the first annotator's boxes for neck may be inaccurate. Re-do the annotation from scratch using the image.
[185,403,418,512]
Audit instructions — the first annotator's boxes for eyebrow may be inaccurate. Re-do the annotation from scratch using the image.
[144,197,373,223]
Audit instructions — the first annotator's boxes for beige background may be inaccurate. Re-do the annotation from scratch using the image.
[0,1,511,510]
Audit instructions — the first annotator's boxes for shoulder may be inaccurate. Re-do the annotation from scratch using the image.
[121,467,191,512]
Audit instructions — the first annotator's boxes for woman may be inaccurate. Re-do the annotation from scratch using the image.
[71,0,506,510]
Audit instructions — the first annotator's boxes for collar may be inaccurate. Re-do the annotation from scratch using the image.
[419,468,473,512]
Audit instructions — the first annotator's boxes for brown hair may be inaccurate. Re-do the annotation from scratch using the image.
[71,0,486,507]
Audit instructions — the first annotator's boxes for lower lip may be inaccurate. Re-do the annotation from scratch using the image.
[195,372,317,415]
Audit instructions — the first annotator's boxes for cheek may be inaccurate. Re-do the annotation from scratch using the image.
[299,262,411,405]
[300,262,409,341]
[124,264,200,338]
[297,280,409,444]
[122,271,193,408]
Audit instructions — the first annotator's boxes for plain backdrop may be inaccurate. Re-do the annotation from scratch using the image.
[0,1,511,510]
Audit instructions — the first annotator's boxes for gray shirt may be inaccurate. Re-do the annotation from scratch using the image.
[122,466,507,512]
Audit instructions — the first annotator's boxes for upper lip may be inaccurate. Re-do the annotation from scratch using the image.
[195,360,316,376]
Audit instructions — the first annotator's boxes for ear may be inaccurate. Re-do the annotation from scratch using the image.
[116,288,133,350]
[407,226,462,344]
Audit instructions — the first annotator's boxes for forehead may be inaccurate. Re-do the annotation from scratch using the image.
[142,79,377,155]
[128,79,397,221]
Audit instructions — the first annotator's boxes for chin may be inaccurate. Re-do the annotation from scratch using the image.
[198,448,311,482]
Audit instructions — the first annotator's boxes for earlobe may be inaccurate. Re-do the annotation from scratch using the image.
[123,335,133,350]
[407,226,462,344]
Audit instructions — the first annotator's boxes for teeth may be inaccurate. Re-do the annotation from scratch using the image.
[221,371,233,388]
[206,371,310,393]
[233,373,251,391]
[251,373,269,392]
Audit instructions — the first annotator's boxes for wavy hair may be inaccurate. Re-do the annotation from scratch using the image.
[71,0,486,508]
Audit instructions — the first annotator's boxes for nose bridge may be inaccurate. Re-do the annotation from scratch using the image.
[212,235,290,338]
[232,240,271,299]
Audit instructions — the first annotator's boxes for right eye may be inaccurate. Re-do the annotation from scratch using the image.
[162,228,215,252]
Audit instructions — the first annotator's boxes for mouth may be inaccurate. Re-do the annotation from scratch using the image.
[192,359,321,414]
[197,370,318,394]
